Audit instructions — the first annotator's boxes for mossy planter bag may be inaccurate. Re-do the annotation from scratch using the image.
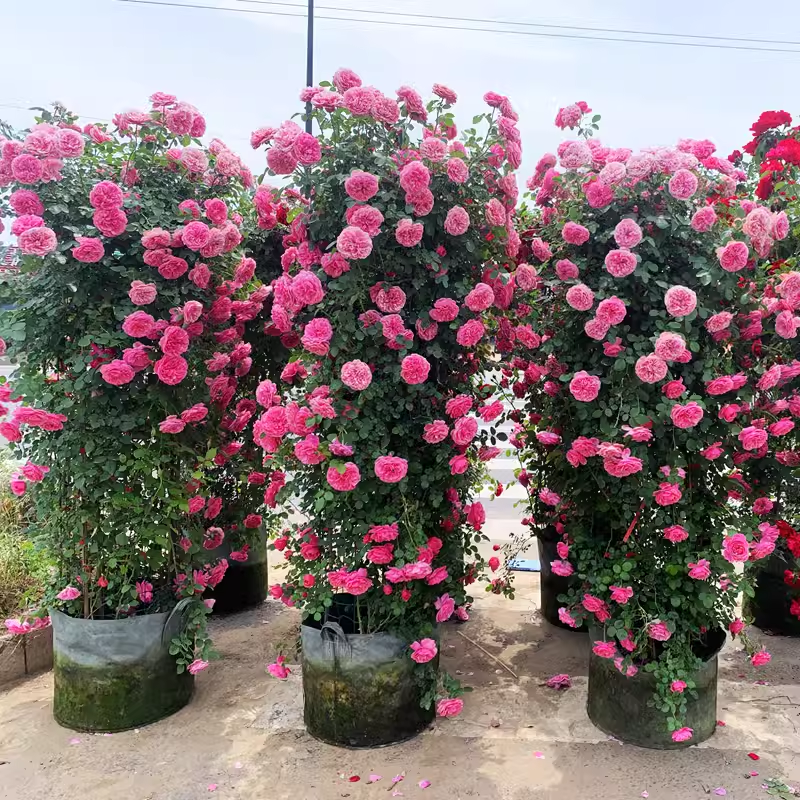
[51,607,194,732]
[747,555,800,637]
[205,536,269,614]
[587,627,725,749]
[301,595,435,748]
[537,531,586,632]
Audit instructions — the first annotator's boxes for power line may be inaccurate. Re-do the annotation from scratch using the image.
[113,0,800,54]
[236,0,800,48]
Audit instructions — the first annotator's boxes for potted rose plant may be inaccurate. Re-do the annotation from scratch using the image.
[255,69,520,747]
[503,104,785,748]
[0,96,267,730]
[730,110,800,636]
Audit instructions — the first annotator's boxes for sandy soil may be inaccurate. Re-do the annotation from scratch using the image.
[1,574,799,800]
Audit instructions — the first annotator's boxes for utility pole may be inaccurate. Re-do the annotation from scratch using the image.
[305,0,314,133]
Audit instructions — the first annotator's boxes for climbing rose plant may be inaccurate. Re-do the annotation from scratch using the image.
[0,96,273,671]
[502,104,790,739]
[255,68,522,713]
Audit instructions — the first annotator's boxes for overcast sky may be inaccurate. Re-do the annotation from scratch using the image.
[2,0,800,181]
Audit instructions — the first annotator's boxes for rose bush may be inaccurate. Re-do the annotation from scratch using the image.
[255,70,521,713]
[502,104,790,740]
[0,97,277,671]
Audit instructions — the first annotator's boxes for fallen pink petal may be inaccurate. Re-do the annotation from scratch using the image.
[419,779,432,789]
[533,751,545,759]
[207,785,217,792]
[367,774,382,783]
[713,788,727,796]
[545,673,572,690]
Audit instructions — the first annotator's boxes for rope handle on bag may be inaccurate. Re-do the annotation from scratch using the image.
[161,597,193,645]
[320,621,352,659]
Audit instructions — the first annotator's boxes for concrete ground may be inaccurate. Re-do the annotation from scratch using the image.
[1,571,799,800]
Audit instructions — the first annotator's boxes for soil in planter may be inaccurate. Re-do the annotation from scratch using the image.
[301,595,435,748]
[53,653,194,733]
[537,534,586,632]
[587,627,725,749]
[747,560,800,637]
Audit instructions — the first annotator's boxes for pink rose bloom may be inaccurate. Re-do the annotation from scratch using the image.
[153,354,188,385]
[688,559,711,580]
[604,248,637,278]
[11,214,44,236]
[9,188,44,216]
[400,353,431,384]
[447,157,469,184]
[9,478,26,497]
[751,650,771,667]
[739,426,768,451]
[662,379,686,399]
[11,154,43,184]
[622,425,652,442]
[57,586,81,601]
[537,431,561,446]
[566,283,594,311]
[562,221,590,245]
[128,280,157,306]
[776,311,800,339]
[18,226,57,256]
[182,220,211,251]
[20,462,48,482]
[266,656,290,680]
[366,544,394,565]
[592,641,617,659]
[663,525,689,543]
[424,420,449,444]
[664,285,697,317]
[293,132,321,165]
[435,593,456,623]
[159,415,185,434]
[668,169,699,199]
[444,206,469,236]
[603,338,625,357]
[449,454,469,475]
[654,331,688,362]
[722,532,750,563]
[452,416,478,446]
[399,160,431,195]
[691,206,717,232]
[70,236,104,263]
[705,311,733,333]
[445,395,472,419]
[465,283,495,313]
[337,225,373,260]
[717,240,749,272]
[757,364,782,391]
[374,455,408,483]
[99,360,135,386]
[635,354,668,384]
[671,401,704,429]
[159,325,189,355]
[430,298,460,322]
[292,271,325,307]
[569,370,601,402]
[338,166,377,202]
[395,217,424,247]
[596,297,626,326]
[436,697,463,717]
[609,585,633,604]
[326,462,361,491]
[347,204,384,237]
[770,419,795,436]
[558,607,580,628]
[551,560,573,577]
[653,482,682,506]
[613,219,643,248]
[341,359,372,391]
[670,680,687,693]
[456,319,485,347]
[93,207,127,238]
[410,638,438,664]
[555,259,579,281]
[671,727,693,743]
[648,621,672,641]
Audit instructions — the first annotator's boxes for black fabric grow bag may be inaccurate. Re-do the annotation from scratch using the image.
[301,595,435,748]
[205,536,269,614]
[587,627,725,749]
[537,532,586,632]
[748,555,800,637]
[51,606,193,732]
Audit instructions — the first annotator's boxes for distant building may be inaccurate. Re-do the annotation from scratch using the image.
[0,245,19,275]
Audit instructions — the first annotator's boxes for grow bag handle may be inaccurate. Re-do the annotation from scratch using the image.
[320,621,352,658]
[162,597,194,645]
